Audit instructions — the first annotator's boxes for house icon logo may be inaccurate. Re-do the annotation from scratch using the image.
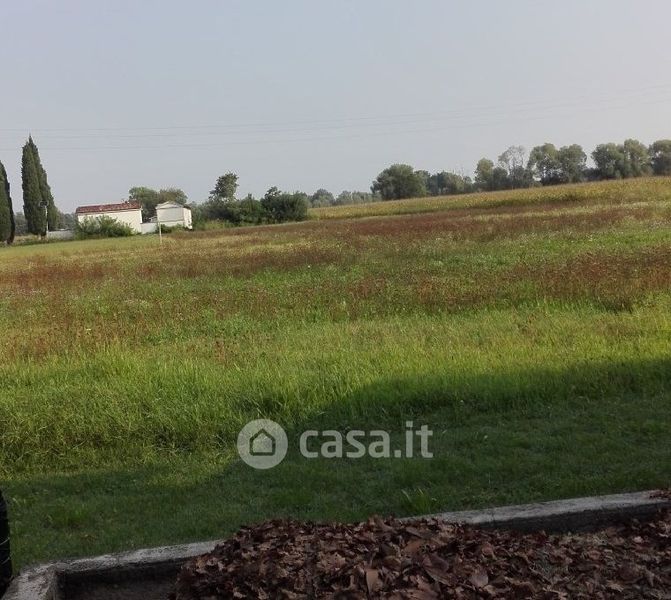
[237,419,288,469]
[250,428,276,456]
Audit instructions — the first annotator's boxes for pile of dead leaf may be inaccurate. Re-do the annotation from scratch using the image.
[171,510,670,598]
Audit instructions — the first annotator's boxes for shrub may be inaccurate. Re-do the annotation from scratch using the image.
[193,190,308,227]
[75,216,134,239]
[223,198,266,225]
[195,197,266,226]
[261,188,309,223]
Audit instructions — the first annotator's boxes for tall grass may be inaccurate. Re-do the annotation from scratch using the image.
[1,177,670,566]
[1,303,669,474]
[0,180,670,472]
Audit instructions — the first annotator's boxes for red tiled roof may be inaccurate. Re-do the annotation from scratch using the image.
[75,201,141,215]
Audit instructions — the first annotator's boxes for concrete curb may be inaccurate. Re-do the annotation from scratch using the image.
[422,490,671,532]
[4,490,670,599]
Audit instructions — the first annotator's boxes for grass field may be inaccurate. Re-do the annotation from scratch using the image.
[1,177,670,568]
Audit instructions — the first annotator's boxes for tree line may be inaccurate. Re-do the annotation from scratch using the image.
[192,173,309,225]
[3,136,671,243]
[369,138,671,200]
[122,178,377,229]
[120,174,312,228]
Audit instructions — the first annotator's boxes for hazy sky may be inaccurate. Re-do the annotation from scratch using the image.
[2,0,671,212]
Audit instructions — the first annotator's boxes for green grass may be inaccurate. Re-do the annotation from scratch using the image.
[309,176,671,219]
[1,177,671,568]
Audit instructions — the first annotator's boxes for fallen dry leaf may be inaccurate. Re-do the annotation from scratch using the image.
[469,566,489,589]
[170,509,671,599]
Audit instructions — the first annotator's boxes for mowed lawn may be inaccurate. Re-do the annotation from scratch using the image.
[1,177,671,568]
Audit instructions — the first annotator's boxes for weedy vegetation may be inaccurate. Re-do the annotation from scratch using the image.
[1,177,670,567]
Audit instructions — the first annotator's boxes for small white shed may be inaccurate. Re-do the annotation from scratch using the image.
[155,202,192,230]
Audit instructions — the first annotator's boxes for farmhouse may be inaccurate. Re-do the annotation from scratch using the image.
[75,200,192,234]
[75,201,143,234]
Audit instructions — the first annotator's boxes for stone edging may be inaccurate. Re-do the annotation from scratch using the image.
[3,490,670,599]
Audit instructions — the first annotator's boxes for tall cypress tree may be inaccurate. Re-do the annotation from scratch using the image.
[22,141,45,236]
[8,204,15,244]
[0,162,13,244]
[28,137,59,230]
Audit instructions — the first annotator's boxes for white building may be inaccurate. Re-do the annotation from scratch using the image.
[155,202,192,230]
[75,201,143,234]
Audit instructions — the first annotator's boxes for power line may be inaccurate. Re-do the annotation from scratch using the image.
[0,94,667,153]
[1,82,671,138]
[0,89,669,153]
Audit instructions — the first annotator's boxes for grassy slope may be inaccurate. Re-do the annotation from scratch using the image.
[1,177,670,567]
[309,176,671,219]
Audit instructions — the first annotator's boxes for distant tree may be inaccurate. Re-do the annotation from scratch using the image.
[310,188,335,207]
[200,193,265,225]
[447,173,469,194]
[649,139,671,175]
[27,137,59,230]
[158,188,188,205]
[0,162,14,244]
[234,195,266,224]
[491,166,511,190]
[226,194,266,225]
[591,140,649,180]
[498,146,533,188]
[12,212,27,236]
[371,164,427,200]
[498,146,525,171]
[592,143,626,179]
[513,166,535,188]
[193,200,216,222]
[427,171,468,196]
[335,191,353,205]
[128,187,159,222]
[462,176,475,193]
[592,140,649,180]
[210,173,238,202]
[334,191,375,205]
[414,170,431,194]
[426,172,442,196]
[261,187,308,222]
[22,142,46,236]
[621,138,651,177]
[60,213,77,230]
[528,143,561,185]
[128,187,157,203]
[129,186,187,221]
[557,144,587,183]
[474,158,495,190]
[528,143,585,185]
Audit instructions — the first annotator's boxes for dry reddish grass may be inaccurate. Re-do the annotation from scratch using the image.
[2,258,119,291]
[299,205,660,242]
[134,245,347,280]
[1,200,665,294]
[517,244,671,310]
[0,190,669,361]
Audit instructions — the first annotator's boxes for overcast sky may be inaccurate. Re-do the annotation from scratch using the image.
[1,0,671,212]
